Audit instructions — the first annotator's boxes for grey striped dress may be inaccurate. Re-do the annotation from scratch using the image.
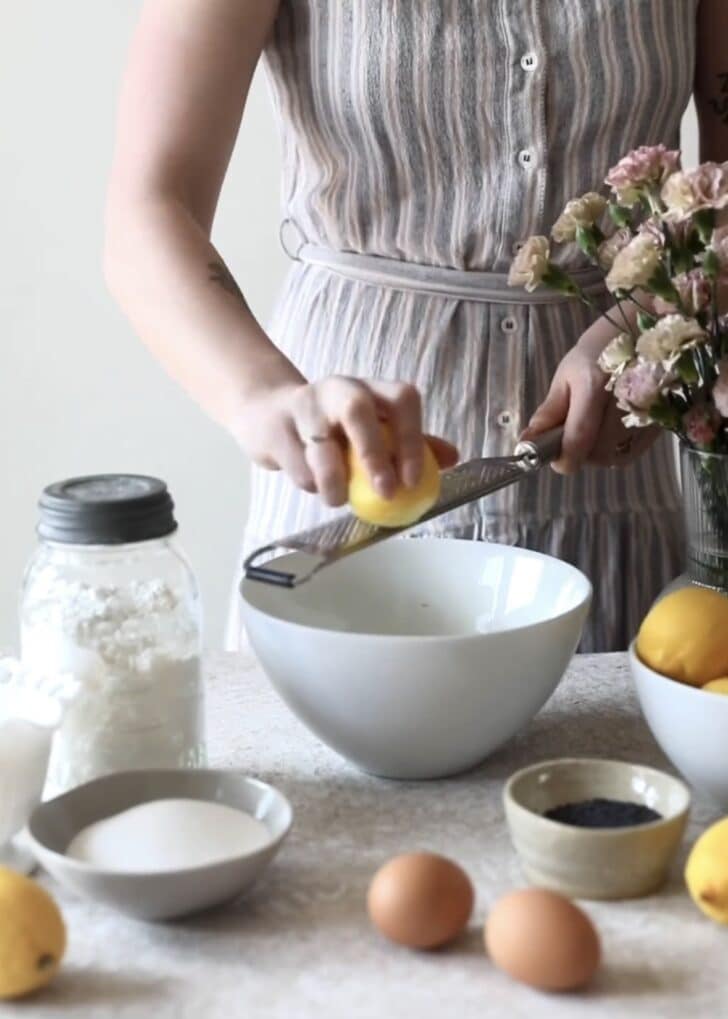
[238,0,698,652]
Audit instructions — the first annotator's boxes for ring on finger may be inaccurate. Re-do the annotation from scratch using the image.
[303,433,333,445]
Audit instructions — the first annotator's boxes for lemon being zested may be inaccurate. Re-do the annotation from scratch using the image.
[0,867,66,1000]
[636,587,728,687]
[348,428,441,528]
[702,678,728,695]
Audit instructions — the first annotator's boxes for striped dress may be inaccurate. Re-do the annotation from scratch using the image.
[238,0,698,652]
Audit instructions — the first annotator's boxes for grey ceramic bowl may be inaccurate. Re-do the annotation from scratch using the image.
[504,757,690,900]
[27,769,293,921]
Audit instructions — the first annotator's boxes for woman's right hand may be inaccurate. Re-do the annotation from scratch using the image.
[239,376,459,507]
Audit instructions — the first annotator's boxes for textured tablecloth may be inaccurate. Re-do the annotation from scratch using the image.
[6,652,727,1019]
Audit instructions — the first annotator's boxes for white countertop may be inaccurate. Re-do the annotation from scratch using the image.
[8,652,727,1019]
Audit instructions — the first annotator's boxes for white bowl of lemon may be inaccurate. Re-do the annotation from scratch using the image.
[630,586,728,809]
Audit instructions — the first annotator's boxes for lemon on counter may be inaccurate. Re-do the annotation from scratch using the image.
[0,867,66,999]
[685,818,728,924]
[348,427,441,528]
[702,678,728,695]
[636,587,728,687]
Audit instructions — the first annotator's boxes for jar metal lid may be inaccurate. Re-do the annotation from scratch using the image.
[38,475,177,545]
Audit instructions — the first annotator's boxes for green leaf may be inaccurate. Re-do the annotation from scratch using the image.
[676,352,699,385]
[694,209,716,246]
[650,398,682,431]
[608,204,632,228]
[671,249,693,275]
[575,225,599,259]
[542,265,579,295]
[703,249,721,280]
[637,312,657,332]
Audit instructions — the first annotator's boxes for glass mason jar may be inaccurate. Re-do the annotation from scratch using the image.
[20,475,205,797]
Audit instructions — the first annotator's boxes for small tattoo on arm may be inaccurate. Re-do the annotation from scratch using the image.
[208,260,250,312]
[708,71,728,125]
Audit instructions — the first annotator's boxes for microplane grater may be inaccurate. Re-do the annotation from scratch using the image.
[244,426,564,588]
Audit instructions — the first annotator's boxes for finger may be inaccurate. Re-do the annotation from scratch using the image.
[369,381,424,488]
[320,378,397,498]
[275,421,317,493]
[558,378,609,475]
[303,437,349,506]
[291,387,349,504]
[425,435,459,469]
[521,380,569,446]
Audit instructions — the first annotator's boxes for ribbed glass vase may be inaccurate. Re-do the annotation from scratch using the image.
[680,444,728,593]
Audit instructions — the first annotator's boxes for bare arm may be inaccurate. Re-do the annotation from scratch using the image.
[105,0,293,439]
[695,0,728,163]
[105,0,456,505]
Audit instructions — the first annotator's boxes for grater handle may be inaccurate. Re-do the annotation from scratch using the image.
[514,425,564,468]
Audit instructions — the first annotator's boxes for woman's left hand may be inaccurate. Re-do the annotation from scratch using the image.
[521,333,659,474]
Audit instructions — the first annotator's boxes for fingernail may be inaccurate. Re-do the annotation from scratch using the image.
[374,472,396,498]
[402,461,422,488]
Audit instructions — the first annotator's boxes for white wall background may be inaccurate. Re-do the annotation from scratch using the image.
[0,3,700,650]
[0,2,286,651]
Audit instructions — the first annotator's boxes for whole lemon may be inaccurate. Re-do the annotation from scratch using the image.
[0,868,66,1000]
[636,587,728,686]
[702,678,728,695]
[348,428,441,528]
[686,818,728,923]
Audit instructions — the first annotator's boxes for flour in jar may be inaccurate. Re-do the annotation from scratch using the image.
[65,799,270,872]
[21,575,204,795]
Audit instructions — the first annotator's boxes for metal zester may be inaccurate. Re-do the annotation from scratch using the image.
[244,425,564,587]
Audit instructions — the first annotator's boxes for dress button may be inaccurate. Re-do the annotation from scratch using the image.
[518,149,534,169]
[497,411,513,428]
[501,316,518,334]
[521,52,538,71]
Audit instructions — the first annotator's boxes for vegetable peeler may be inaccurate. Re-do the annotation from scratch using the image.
[244,425,564,588]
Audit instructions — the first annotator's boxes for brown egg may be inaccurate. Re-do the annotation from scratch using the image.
[367,852,474,949]
[485,889,600,992]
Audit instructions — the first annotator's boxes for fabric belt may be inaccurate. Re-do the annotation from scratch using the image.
[283,229,608,306]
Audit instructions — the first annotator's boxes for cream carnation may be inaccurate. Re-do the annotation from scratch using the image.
[606,234,661,291]
[508,235,550,292]
[551,193,608,243]
[635,314,706,363]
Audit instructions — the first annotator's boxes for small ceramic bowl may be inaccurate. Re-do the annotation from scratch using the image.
[504,757,690,900]
[630,643,728,809]
[28,769,292,921]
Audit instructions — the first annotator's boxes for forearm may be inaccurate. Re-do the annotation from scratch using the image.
[104,195,303,437]
[695,0,728,163]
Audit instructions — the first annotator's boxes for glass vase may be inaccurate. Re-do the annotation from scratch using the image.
[679,444,728,593]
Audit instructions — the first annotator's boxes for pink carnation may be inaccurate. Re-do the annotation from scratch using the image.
[672,269,712,316]
[713,358,728,418]
[683,403,722,447]
[606,145,681,204]
[662,162,728,220]
[613,361,666,424]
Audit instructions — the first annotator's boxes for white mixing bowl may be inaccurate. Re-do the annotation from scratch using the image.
[241,539,592,779]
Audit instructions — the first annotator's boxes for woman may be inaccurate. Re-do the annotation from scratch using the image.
[105,1,728,651]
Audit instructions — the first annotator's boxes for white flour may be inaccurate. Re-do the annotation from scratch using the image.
[21,576,204,796]
[65,799,270,872]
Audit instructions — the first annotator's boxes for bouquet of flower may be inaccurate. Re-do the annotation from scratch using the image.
[508,145,728,453]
